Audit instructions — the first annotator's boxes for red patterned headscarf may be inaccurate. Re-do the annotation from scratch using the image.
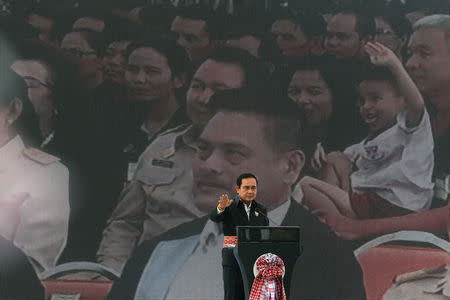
[249,253,286,300]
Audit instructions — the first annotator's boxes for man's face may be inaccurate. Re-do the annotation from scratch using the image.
[236,177,257,203]
[186,59,245,125]
[125,47,175,102]
[406,29,450,96]
[27,13,54,43]
[271,19,310,58]
[103,40,132,85]
[193,112,288,211]
[171,16,211,61]
[325,13,363,59]
[72,17,105,32]
[374,17,403,55]
[60,32,99,78]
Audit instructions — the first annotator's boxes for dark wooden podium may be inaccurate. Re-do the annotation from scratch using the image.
[234,226,301,299]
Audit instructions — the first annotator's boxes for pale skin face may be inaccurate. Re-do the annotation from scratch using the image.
[288,70,333,126]
[193,112,304,211]
[358,80,404,136]
[271,19,310,57]
[406,29,450,97]
[186,59,245,125]
[325,13,364,59]
[125,47,178,102]
[226,35,261,57]
[11,60,55,118]
[27,13,54,43]
[171,16,211,61]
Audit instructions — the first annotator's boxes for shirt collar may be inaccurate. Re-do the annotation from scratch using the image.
[0,136,24,171]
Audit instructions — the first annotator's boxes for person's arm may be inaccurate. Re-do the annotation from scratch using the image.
[365,42,425,127]
[209,194,233,223]
[322,204,449,240]
[96,181,146,274]
[13,164,70,273]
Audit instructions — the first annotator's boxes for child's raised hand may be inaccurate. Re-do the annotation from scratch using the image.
[365,42,400,68]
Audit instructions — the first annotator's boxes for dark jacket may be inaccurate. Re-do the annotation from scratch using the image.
[209,197,269,236]
[108,200,366,300]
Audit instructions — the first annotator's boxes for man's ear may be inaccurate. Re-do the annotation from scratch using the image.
[235,185,240,193]
[310,36,325,56]
[6,98,23,124]
[173,72,187,89]
[281,150,305,185]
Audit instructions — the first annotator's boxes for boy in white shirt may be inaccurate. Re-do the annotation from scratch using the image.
[300,42,434,219]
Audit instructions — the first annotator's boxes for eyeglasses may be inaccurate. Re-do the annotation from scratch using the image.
[61,48,97,58]
[375,28,395,36]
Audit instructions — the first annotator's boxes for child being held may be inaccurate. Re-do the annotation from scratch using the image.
[301,42,434,220]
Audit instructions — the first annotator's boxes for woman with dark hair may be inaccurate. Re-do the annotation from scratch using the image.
[0,69,69,273]
[287,55,366,170]
[11,40,94,262]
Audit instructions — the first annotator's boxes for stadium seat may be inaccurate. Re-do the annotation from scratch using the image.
[40,262,120,300]
[354,231,450,300]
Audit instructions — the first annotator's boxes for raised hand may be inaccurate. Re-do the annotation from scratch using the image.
[218,194,233,211]
[365,42,401,68]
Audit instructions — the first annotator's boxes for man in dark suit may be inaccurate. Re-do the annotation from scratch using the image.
[107,89,366,300]
[210,173,269,300]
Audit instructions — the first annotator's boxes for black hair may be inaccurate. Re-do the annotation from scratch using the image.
[375,11,412,39]
[356,63,399,92]
[103,15,141,45]
[125,36,190,78]
[0,68,40,146]
[204,46,270,89]
[175,4,224,41]
[208,88,306,155]
[63,30,107,57]
[236,173,258,187]
[272,8,327,38]
[138,4,177,38]
[332,6,376,38]
[223,9,269,40]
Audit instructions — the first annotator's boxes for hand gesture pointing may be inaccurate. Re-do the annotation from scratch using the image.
[218,194,233,211]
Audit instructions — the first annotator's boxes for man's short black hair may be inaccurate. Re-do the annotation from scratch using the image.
[332,6,376,38]
[125,36,190,78]
[208,88,307,155]
[236,173,258,187]
[273,8,327,38]
[65,30,106,57]
[175,4,224,41]
[204,46,270,89]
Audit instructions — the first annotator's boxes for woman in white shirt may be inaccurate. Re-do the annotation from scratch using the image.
[0,69,69,273]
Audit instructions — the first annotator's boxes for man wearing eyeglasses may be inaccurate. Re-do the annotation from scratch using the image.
[60,30,104,91]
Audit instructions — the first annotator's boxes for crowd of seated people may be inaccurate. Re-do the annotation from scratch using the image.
[0,0,448,299]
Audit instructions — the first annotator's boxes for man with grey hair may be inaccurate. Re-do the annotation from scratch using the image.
[405,14,450,203]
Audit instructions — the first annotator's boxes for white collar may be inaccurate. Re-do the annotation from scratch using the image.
[0,136,24,171]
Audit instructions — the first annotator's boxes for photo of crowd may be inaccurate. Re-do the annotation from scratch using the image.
[0,0,448,299]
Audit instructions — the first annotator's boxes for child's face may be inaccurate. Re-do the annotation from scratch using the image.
[358,80,404,135]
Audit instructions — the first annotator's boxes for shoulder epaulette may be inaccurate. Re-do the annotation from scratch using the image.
[22,148,60,165]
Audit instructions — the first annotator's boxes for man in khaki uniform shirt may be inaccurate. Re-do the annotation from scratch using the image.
[97,47,268,273]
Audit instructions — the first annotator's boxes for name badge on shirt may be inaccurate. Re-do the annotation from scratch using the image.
[127,162,138,181]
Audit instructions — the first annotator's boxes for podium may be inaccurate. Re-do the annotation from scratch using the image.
[234,226,301,299]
